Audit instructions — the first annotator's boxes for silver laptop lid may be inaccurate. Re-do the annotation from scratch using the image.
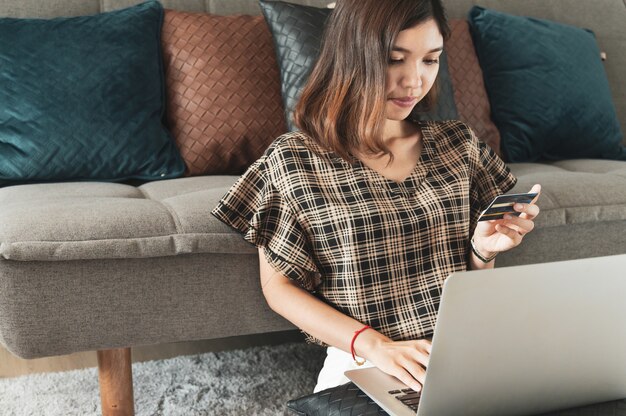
[418,254,626,416]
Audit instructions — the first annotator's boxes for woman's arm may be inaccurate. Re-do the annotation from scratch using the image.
[259,248,428,392]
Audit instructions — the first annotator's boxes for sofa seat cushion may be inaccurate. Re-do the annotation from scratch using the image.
[0,177,255,262]
[509,160,626,227]
[1,160,625,262]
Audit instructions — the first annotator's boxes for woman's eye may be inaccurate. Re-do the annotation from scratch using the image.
[389,58,403,64]
[424,58,440,65]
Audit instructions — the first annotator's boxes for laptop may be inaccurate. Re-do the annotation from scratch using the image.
[345,254,626,416]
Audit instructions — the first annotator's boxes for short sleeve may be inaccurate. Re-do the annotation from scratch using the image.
[211,154,321,292]
[469,129,518,233]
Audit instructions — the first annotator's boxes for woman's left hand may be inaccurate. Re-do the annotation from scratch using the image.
[472,184,541,257]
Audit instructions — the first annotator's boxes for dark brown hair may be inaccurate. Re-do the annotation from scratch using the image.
[294,0,450,161]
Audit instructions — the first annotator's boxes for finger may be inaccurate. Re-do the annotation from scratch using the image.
[495,223,523,243]
[400,345,430,368]
[514,202,540,220]
[422,339,433,355]
[411,350,430,368]
[399,358,427,386]
[395,367,424,392]
[412,339,432,356]
[499,221,524,235]
[502,214,534,235]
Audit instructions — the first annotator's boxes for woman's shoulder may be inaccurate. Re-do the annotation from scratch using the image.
[421,120,477,145]
[421,120,483,156]
[262,131,337,169]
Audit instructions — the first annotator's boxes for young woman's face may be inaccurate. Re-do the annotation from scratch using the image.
[385,19,444,122]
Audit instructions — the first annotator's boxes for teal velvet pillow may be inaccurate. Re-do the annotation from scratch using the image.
[469,6,626,162]
[0,1,185,183]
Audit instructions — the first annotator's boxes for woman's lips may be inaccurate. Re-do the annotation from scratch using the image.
[390,97,417,108]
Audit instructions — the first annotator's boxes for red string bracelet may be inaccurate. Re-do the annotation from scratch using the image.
[350,325,372,366]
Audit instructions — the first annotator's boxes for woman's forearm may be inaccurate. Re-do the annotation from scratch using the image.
[259,249,390,357]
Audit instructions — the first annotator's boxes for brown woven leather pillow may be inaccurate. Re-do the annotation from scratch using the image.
[161,10,287,175]
[446,19,503,158]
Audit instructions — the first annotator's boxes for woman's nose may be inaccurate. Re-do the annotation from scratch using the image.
[401,63,422,89]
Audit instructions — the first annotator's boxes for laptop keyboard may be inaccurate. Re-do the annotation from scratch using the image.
[388,388,421,411]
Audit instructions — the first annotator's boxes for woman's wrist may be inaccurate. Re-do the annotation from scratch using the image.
[350,325,372,365]
[352,327,390,361]
[470,236,497,263]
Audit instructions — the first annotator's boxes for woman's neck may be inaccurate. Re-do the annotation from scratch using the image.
[352,120,422,161]
[354,120,424,183]
[380,120,422,155]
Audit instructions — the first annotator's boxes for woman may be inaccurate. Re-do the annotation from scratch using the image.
[212,0,540,394]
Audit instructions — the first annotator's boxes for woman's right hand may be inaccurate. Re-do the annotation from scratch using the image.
[356,333,432,392]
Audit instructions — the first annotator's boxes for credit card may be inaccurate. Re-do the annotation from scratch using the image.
[478,192,538,221]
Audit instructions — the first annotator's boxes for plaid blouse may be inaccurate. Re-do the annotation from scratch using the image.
[212,120,516,343]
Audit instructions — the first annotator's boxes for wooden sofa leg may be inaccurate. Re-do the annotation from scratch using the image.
[97,348,135,416]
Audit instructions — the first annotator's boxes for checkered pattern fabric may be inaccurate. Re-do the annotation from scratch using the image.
[212,120,516,343]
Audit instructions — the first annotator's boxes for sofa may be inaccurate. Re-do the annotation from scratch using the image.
[0,0,624,414]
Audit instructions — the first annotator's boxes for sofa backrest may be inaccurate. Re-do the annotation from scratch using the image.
[1,0,624,145]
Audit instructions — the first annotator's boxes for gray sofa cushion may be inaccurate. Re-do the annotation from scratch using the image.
[510,160,626,227]
[0,252,291,358]
[0,178,254,261]
[2,161,625,262]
